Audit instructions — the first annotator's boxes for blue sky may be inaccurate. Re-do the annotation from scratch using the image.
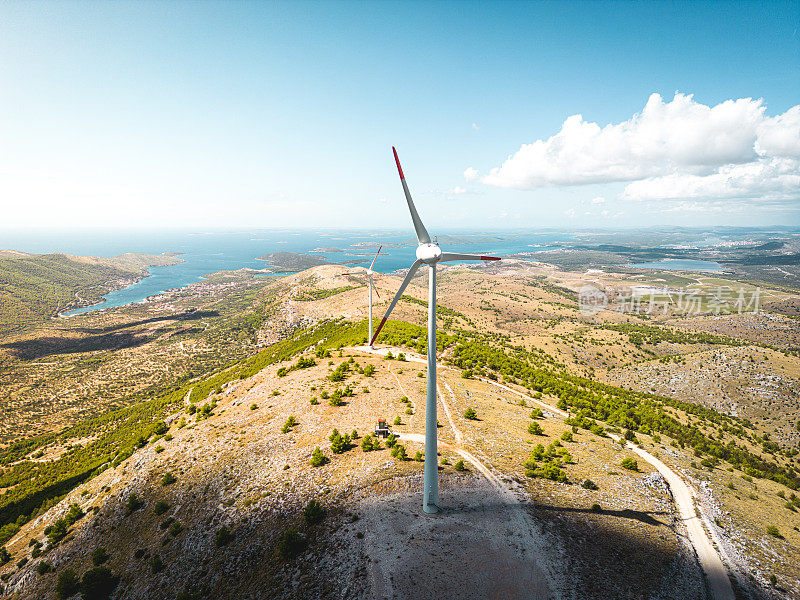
[1,0,798,230]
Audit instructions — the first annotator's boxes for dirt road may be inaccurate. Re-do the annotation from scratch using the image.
[621,438,735,600]
[358,344,733,600]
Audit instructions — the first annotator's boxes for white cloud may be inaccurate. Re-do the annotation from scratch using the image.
[472,122,480,131]
[378,197,388,203]
[463,167,479,182]
[756,105,800,157]
[590,196,606,204]
[564,208,576,218]
[620,157,800,202]
[472,93,800,204]
[449,186,467,195]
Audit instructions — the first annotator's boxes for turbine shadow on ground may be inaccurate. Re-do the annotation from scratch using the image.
[68,310,220,334]
[1,332,152,360]
[0,311,219,359]
[14,466,779,600]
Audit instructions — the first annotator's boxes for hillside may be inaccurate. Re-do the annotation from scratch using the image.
[0,260,799,599]
[0,252,183,335]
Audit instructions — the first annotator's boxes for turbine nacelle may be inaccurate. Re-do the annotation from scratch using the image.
[415,243,442,264]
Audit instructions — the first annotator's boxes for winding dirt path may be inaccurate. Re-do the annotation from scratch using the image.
[619,436,734,600]
[358,344,734,600]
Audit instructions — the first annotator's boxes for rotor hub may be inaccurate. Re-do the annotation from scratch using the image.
[415,243,442,264]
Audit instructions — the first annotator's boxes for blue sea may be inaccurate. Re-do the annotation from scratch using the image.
[0,229,566,315]
[0,229,727,315]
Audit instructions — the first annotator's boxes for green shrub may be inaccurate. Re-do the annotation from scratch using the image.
[414,451,424,462]
[591,503,602,513]
[161,472,176,485]
[35,560,52,574]
[361,436,375,452]
[621,458,639,472]
[0,547,9,565]
[310,396,318,405]
[587,423,604,437]
[282,416,298,434]
[56,569,79,599]
[561,431,573,442]
[766,525,783,539]
[250,403,257,410]
[91,547,109,566]
[215,526,233,547]
[454,460,466,472]
[150,555,164,574]
[48,520,69,545]
[528,422,544,435]
[330,430,351,454]
[525,460,567,482]
[328,389,344,406]
[529,408,543,419]
[463,407,477,420]
[397,353,406,362]
[393,416,402,426]
[304,500,326,525]
[154,501,170,516]
[582,479,599,490]
[770,574,777,587]
[364,364,375,377]
[81,566,118,600]
[278,529,306,560]
[310,447,329,467]
[386,434,397,448]
[0,524,20,547]
[390,445,407,461]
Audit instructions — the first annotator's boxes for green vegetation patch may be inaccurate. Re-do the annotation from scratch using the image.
[295,286,357,301]
[602,323,742,347]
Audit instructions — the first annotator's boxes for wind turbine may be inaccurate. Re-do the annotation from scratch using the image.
[341,245,383,347]
[371,147,500,514]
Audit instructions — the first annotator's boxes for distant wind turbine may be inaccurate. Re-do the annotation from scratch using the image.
[341,245,383,347]
[371,147,500,514]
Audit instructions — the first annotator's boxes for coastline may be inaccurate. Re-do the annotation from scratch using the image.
[58,253,185,317]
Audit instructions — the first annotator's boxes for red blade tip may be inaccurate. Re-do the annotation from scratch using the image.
[392,147,405,180]
[481,256,501,261]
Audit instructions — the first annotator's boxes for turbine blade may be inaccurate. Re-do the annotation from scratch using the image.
[392,147,431,244]
[440,252,501,262]
[370,259,423,345]
[369,245,383,271]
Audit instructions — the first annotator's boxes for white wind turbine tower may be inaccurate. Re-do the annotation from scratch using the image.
[341,245,383,347]
[371,147,500,514]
